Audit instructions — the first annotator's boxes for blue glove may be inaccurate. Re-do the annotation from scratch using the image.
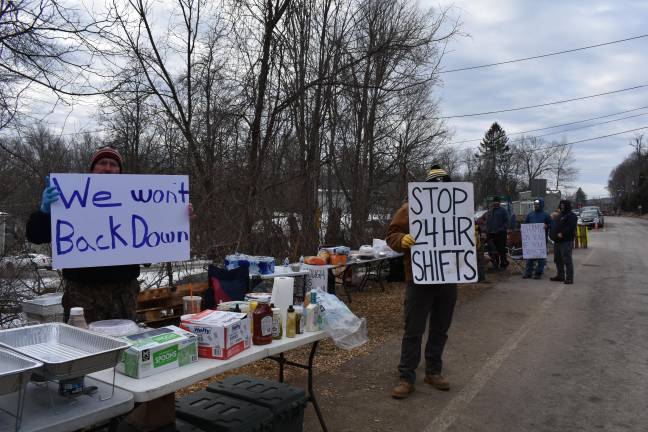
[40,176,60,214]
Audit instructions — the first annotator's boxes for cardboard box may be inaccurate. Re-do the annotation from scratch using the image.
[117,326,198,379]
[180,310,250,360]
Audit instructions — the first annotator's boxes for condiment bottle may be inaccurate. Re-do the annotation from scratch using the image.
[305,292,319,332]
[271,304,283,340]
[68,307,88,329]
[286,305,296,338]
[252,301,273,345]
[249,301,258,336]
[294,306,304,334]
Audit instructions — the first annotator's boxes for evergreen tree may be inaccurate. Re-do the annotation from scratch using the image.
[476,122,511,200]
[575,187,587,204]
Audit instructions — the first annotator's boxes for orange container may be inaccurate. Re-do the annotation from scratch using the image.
[329,254,347,265]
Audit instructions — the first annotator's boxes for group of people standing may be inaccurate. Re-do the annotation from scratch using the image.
[483,196,577,284]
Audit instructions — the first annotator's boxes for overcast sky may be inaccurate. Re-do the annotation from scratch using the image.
[24,0,648,198]
[424,0,648,197]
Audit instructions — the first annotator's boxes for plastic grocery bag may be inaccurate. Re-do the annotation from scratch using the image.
[316,290,368,350]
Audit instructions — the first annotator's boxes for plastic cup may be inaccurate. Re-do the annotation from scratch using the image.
[183,296,202,314]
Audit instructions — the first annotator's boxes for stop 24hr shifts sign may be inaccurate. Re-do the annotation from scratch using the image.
[49,173,191,269]
[407,182,478,284]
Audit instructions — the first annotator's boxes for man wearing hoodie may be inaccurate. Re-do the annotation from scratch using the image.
[486,196,510,269]
[549,200,577,284]
[386,165,457,399]
[523,199,552,279]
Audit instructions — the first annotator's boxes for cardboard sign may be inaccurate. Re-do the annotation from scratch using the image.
[304,265,329,292]
[407,182,477,284]
[49,173,190,269]
[521,223,547,259]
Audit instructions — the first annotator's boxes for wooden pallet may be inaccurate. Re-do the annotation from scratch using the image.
[136,282,208,326]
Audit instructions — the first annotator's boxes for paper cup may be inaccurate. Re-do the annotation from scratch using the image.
[183,296,202,314]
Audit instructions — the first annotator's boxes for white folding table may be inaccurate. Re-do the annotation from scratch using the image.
[90,331,329,431]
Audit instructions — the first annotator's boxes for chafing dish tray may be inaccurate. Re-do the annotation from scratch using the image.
[0,323,129,380]
[0,348,43,395]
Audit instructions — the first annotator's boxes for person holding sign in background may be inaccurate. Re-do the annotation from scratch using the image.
[386,165,461,399]
[522,199,552,279]
[26,146,194,323]
[486,196,510,269]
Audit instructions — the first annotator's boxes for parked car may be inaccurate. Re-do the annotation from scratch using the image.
[0,253,52,271]
[578,209,604,228]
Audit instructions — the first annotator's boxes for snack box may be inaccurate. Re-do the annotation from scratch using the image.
[180,310,251,360]
[117,325,198,379]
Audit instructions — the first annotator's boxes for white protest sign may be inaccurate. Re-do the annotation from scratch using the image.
[521,223,547,259]
[407,182,477,284]
[49,174,190,269]
[304,265,329,292]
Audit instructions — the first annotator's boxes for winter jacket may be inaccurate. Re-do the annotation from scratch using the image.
[549,201,577,243]
[486,206,509,234]
[26,210,141,283]
[524,198,553,237]
[385,203,414,281]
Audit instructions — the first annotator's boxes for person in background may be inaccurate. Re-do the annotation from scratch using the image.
[475,217,487,282]
[486,196,510,269]
[386,164,457,399]
[26,146,194,323]
[523,198,552,279]
[549,200,577,284]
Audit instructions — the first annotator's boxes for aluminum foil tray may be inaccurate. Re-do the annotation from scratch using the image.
[0,323,130,380]
[0,348,42,396]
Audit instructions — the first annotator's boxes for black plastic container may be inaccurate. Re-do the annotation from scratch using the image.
[207,375,308,432]
[175,390,273,432]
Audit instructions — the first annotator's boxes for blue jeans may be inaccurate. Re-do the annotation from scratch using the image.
[524,259,546,276]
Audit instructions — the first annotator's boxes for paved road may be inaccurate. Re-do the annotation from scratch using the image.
[302,216,648,431]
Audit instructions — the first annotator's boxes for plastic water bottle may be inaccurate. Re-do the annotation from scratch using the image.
[67,307,88,329]
[299,255,304,269]
[61,307,88,396]
[284,257,290,268]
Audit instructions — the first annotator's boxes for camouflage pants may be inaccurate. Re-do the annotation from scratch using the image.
[62,279,140,324]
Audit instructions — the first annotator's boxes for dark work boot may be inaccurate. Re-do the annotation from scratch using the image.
[550,275,565,282]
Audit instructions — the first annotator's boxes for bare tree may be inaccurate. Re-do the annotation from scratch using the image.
[552,141,577,191]
[0,0,117,129]
[513,135,555,189]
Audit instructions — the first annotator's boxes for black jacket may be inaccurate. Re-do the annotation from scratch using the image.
[486,206,509,234]
[550,210,577,243]
[26,210,140,283]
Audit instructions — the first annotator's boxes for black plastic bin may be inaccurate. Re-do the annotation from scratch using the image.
[175,389,273,432]
[207,375,308,432]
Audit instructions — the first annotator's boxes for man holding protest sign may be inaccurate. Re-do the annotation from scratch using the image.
[386,165,477,399]
[26,146,194,323]
[522,199,552,279]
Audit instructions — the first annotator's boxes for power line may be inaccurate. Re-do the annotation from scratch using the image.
[450,106,648,145]
[441,34,648,73]
[559,126,648,146]
[440,84,648,119]
[462,126,648,162]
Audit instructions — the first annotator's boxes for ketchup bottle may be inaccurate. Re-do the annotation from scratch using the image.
[252,301,273,345]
